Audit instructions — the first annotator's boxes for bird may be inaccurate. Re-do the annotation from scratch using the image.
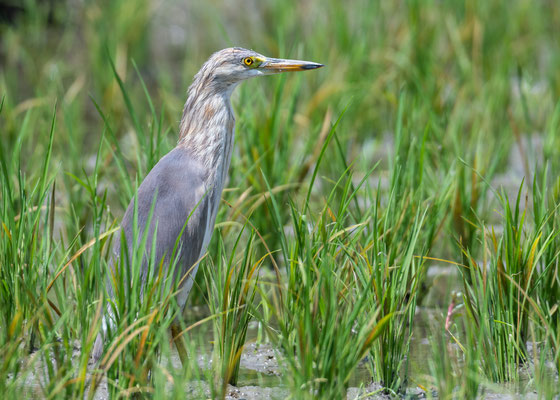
[92,47,323,364]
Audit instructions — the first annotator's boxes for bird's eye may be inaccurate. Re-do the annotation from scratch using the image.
[243,57,254,66]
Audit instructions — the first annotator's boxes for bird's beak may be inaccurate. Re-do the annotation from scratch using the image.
[260,57,324,74]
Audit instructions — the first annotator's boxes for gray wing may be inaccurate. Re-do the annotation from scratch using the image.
[110,147,210,296]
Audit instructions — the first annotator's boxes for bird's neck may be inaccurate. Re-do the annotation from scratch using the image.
[177,84,237,186]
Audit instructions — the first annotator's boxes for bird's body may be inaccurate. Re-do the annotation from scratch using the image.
[93,47,322,363]
[111,147,211,308]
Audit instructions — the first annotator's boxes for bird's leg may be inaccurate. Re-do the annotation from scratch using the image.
[170,323,188,366]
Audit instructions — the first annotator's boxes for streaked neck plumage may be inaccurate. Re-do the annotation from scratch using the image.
[177,66,238,188]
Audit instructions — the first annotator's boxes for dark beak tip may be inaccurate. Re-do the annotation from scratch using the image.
[302,63,324,70]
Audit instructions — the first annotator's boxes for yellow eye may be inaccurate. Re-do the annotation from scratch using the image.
[243,57,254,66]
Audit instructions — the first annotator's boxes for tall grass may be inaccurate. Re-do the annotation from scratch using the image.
[264,156,390,398]
[1,0,560,399]
[203,224,262,398]
[532,166,560,374]
[458,179,559,384]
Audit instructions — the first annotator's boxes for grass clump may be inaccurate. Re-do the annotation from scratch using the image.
[204,224,262,398]
[266,177,389,399]
[259,111,387,398]
[458,177,559,384]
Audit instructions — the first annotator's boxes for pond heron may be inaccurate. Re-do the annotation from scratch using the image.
[92,47,323,364]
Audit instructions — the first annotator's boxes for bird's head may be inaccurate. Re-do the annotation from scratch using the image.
[199,47,323,89]
[180,48,322,148]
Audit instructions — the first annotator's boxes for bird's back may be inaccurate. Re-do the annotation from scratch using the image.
[110,146,212,308]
